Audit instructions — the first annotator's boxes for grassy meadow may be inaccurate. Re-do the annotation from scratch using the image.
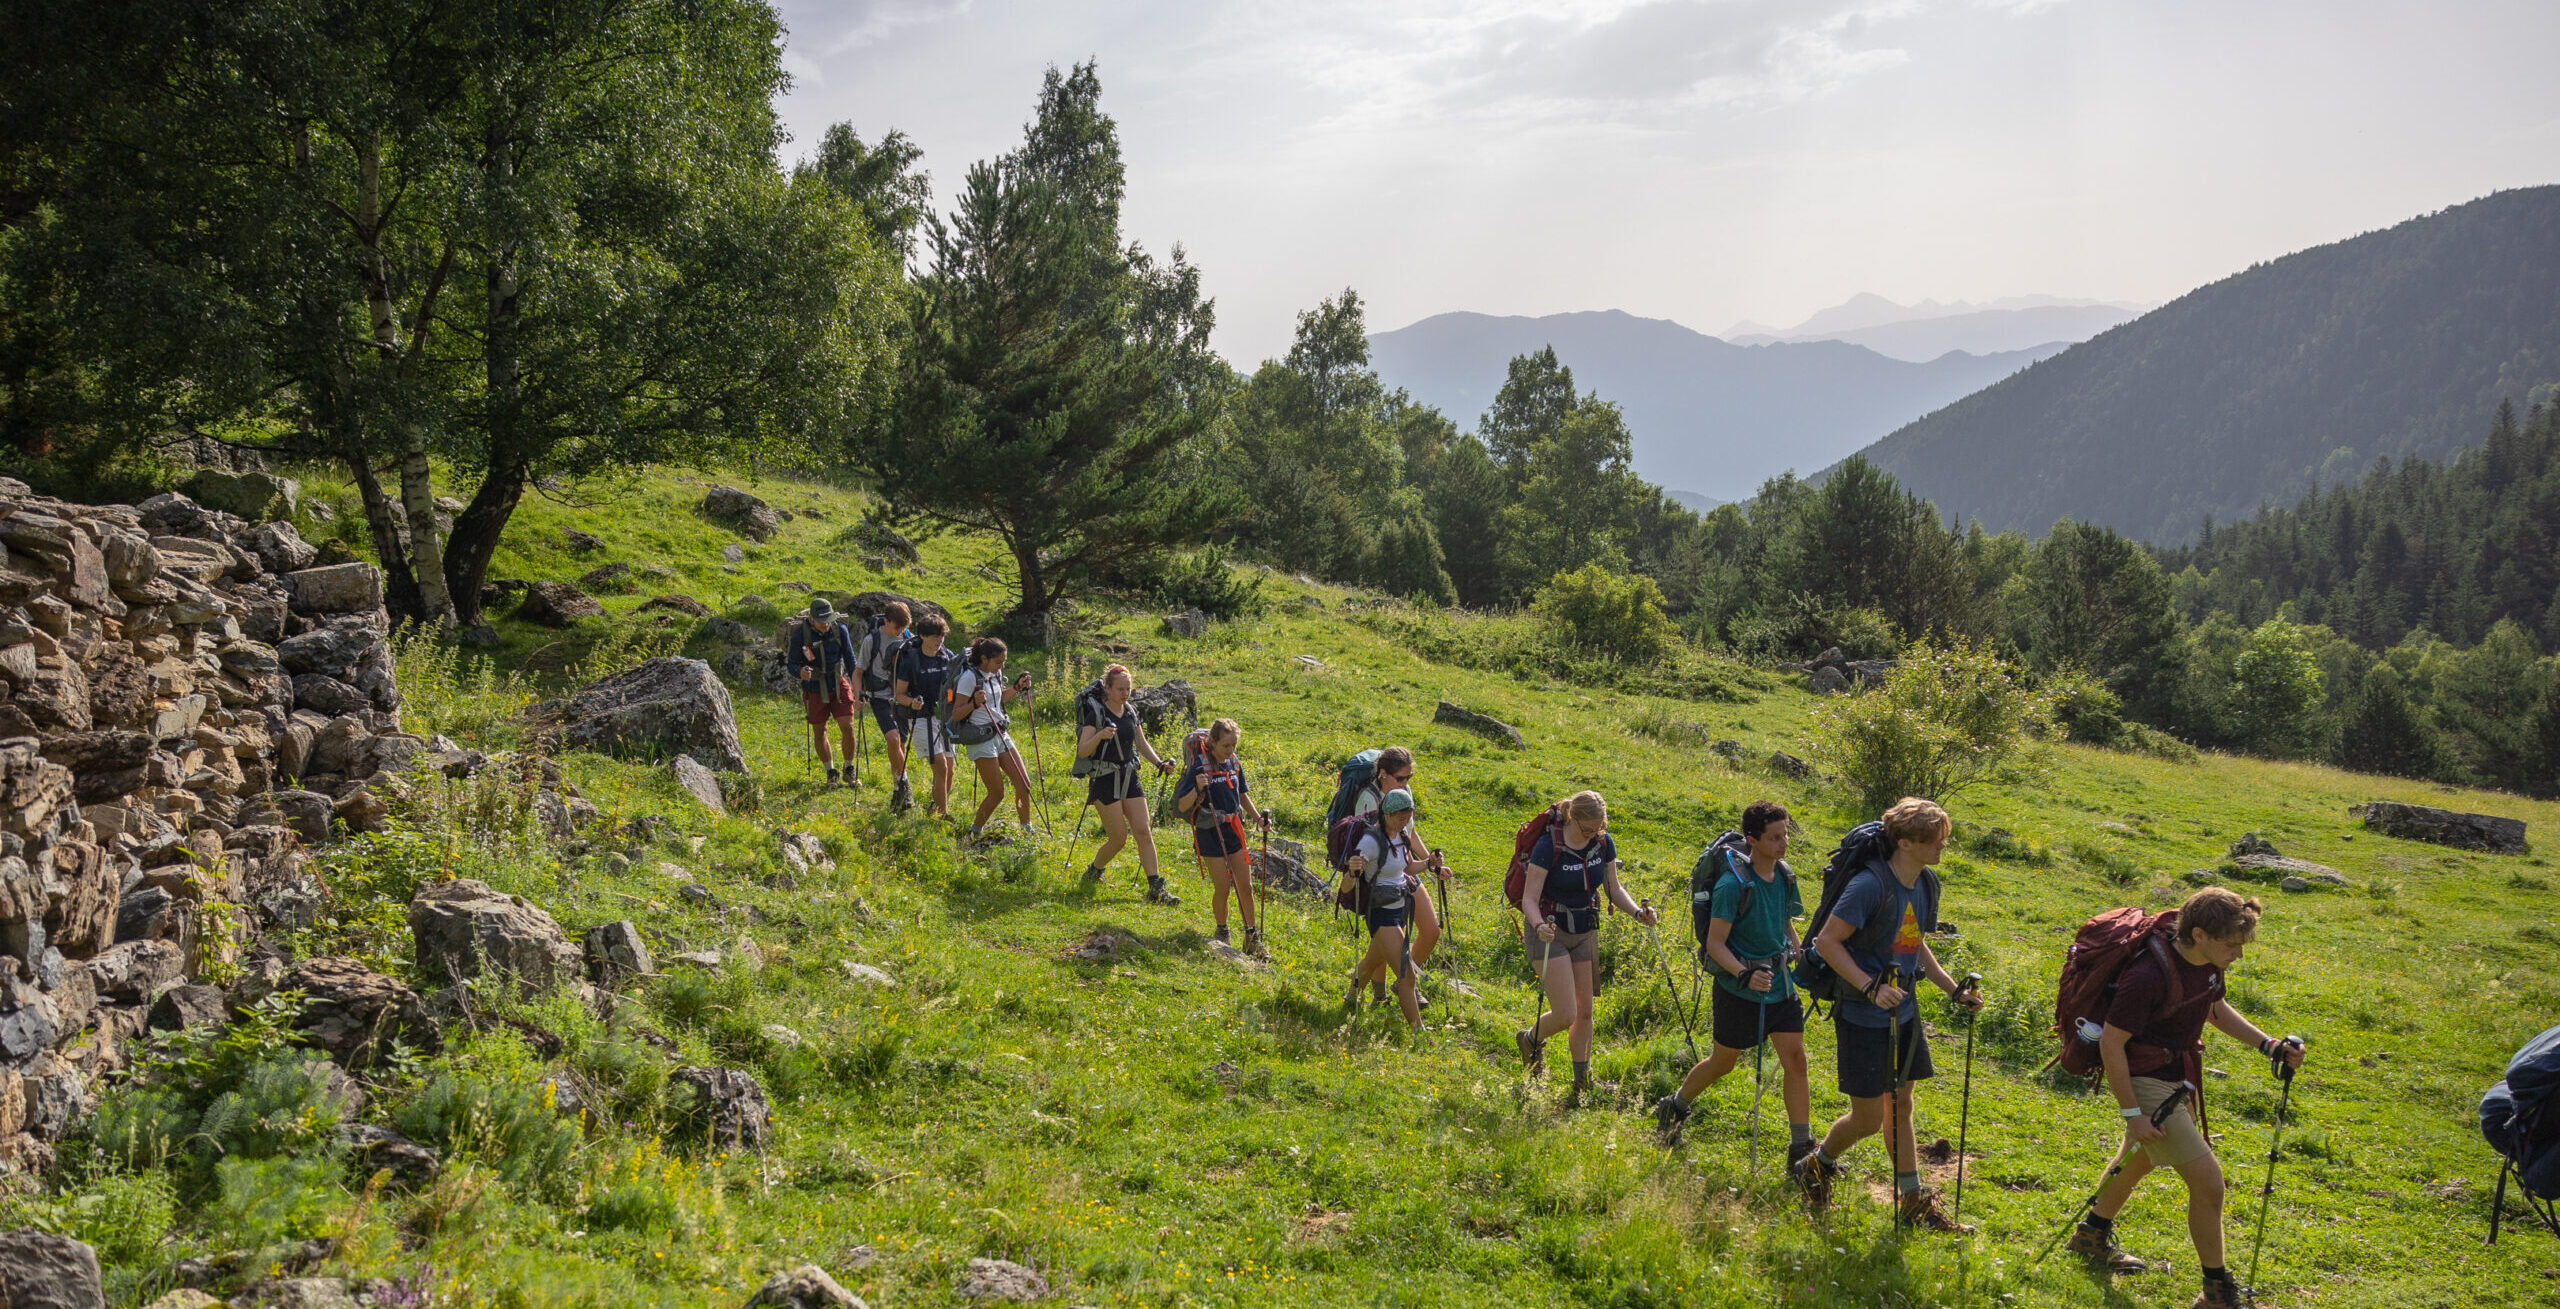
[55,464,2560,1308]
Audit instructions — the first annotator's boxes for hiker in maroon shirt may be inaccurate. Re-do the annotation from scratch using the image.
[2070,887,2306,1309]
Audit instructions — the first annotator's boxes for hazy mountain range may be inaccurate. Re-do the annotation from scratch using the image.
[1847,185,2560,543]
[1725,293,2146,362]
[1367,310,2072,503]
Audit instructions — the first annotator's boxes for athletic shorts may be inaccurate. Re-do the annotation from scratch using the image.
[1194,815,1246,858]
[1088,764,1143,806]
[1712,987,1805,1050]
[1835,1012,1934,1099]
[2128,1075,2213,1168]
[802,681,856,725]
[1365,896,1413,936]
[907,717,953,759]
[867,694,900,737]
[1523,926,1596,964]
[965,731,1015,763]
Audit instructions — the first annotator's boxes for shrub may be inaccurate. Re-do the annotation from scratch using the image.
[395,1071,583,1201]
[1808,637,2060,813]
[1533,563,1680,665]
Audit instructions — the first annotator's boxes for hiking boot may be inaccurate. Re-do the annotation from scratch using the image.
[1344,977,1366,1010]
[1515,1029,1546,1075]
[2190,1276,2243,1309]
[1787,1138,1819,1171]
[825,767,840,786]
[1652,1095,1692,1141]
[1415,989,1432,1012]
[1372,980,1389,1005]
[1244,927,1267,959]
[1213,925,1231,945]
[1896,1188,1977,1235]
[891,779,914,812]
[1790,1151,1838,1209]
[1146,876,1181,906]
[1081,863,1105,885]
[2067,1221,2151,1274]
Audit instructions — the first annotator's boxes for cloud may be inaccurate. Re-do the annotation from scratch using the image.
[815,0,976,57]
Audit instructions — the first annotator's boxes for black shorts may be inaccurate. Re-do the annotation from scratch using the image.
[1835,1013,1934,1099]
[1364,896,1413,936]
[1194,816,1246,857]
[867,694,900,737]
[1711,986,1805,1051]
[1088,764,1143,806]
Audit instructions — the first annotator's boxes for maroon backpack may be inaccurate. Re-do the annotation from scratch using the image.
[2051,907,2200,1102]
[1501,803,1569,916]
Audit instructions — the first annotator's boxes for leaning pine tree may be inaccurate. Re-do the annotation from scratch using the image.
[863,64,1235,628]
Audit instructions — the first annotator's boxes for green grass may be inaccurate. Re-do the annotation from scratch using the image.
[58,463,2560,1306]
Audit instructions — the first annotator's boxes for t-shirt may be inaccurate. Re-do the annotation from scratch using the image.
[789,620,860,698]
[953,668,1009,733]
[894,644,959,718]
[855,626,910,694]
[1709,850,1803,1005]
[1527,829,1615,935]
[2104,945,2225,1081]
[1083,698,1140,769]
[1355,828,1411,904]
[1826,865,1936,1029]
[1176,756,1248,827]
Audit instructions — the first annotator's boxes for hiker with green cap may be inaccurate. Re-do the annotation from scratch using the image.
[1654,800,1814,1161]
[787,597,862,786]
[1345,787,1427,1029]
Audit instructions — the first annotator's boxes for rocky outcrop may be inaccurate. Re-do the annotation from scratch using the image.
[525,657,747,772]
[700,486,784,543]
[2354,800,2528,854]
[407,879,583,993]
[1130,678,1197,737]
[1434,700,1524,747]
[276,957,440,1070]
[180,469,298,522]
[0,1227,103,1307]
[672,1065,772,1151]
[957,1258,1049,1302]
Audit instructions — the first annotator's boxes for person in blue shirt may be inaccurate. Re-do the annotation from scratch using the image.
[1793,797,1984,1232]
[1653,801,1813,1165]
[889,612,961,820]
[1175,718,1267,957]
[785,597,863,787]
[1515,790,1659,1092]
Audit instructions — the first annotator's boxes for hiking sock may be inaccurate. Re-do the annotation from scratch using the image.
[2202,1266,2231,1286]
[1572,1060,1591,1083]
[1670,1094,1693,1112]
[1790,1123,1813,1146]
[1817,1148,1841,1169]
[1896,1171,1923,1196]
[2083,1213,2115,1235]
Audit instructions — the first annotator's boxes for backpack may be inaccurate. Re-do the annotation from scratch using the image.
[1069,679,1118,778]
[2049,907,2192,1080]
[1790,822,1934,1004]
[784,616,852,691]
[1324,749,1384,830]
[1691,830,1793,974]
[1501,803,1570,915]
[2483,1022,2560,1238]
[853,614,910,693]
[1328,811,1388,912]
[941,667,1002,747]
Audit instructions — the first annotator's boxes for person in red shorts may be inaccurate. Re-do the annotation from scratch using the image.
[786,597,862,785]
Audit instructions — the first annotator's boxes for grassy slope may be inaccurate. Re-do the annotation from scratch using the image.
[313,467,2560,1308]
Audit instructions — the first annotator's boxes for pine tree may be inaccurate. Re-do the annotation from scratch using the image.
[2336,665,2440,779]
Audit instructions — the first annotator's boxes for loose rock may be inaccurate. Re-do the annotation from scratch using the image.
[519,580,607,627]
[746,1265,867,1309]
[0,1227,104,1308]
[700,486,784,542]
[671,1065,772,1151]
[958,1257,1050,1302]
[2354,800,2528,854]
[526,657,748,772]
[1433,700,1523,747]
[408,879,584,993]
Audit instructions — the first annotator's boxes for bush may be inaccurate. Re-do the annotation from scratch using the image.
[1099,544,1267,620]
[1808,637,2059,813]
[395,1070,583,1201]
[1533,563,1679,665]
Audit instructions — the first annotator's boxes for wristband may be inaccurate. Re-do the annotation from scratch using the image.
[2120,1106,2145,1119]
[2258,1036,2276,1056]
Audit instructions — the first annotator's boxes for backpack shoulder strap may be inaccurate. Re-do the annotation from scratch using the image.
[2145,931,2185,1018]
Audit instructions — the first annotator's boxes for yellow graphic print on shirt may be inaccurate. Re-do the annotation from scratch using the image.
[1891,901,1923,977]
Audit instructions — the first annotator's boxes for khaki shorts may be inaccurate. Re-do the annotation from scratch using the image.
[2130,1075,2212,1168]
[1523,926,1596,964]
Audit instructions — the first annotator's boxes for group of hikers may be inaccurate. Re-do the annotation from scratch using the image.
[784,598,2312,1307]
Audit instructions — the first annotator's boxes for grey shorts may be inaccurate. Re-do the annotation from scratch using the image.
[1524,926,1596,964]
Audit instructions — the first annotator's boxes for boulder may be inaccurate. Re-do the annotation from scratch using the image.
[562,528,605,554]
[526,657,747,772]
[0,1228,103,1308]
[408,879,583,992]
[246,520,318,574]
[1433,700,1524,747]
[637,594,711,618]
[840,962,895,988]
[2354,800,2528,854]
[670,1065,772,1151]
[1160,608,1208,639]
[578,562,635,593]
[700,486,784,542]
[2232,854,2350,886]
[746,1265,866,1309]
[243,789,332,846]
[114,885,176,942]
[181,468,298,522]
[1768,750,1811,779]
[841,591,951,632]
[957,1258,1049,1302]
[283,563,383,617]
[278,957,440,1069]
[1129,678,1196,736]
[86,939,184,1003]
[673,755,725,813]
[2230,833,2280,859]
[148,984,230,1032]
[339,1123,439,1188]
[1806,665,1850,695]
[519,580,606,627]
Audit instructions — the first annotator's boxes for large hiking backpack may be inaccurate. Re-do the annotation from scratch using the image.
[1690,830,1793,973]
[1327,811,1388,911]
[1502,803,1570,915]
[2049,907,2191,1080]
[1324,749,1384,831]
[2483,1022,2560,1240]
[1790,821,1929,1004]
[1069,680,1116,778]
[941,668,1003,747]
[853,613,910,694]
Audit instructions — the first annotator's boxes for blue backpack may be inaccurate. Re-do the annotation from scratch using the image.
[1324,748,1384,831]
[1791,822,1932,1006]
[2484,1022,2560,1241]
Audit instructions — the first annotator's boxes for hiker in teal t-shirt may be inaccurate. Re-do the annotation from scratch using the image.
[1653,801,1816,1165]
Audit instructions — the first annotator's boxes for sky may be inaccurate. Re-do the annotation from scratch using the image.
[771,0,2560,366]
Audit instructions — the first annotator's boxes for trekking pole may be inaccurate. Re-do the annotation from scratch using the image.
[1888,1000,1906,1231]
[1953,971,1982,1224]
[2245,1037,2305,1295]
[2032,1082,2194,1267]
[1749,984,1769,1182]
[1640,913,1698,1066]
[1025,686,1055,836]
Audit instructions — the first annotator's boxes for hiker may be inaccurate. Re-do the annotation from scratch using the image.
[856,601,915,808]
[2067,887,2304,1308]
[1176,718,1267,956]
[1345,788,1428,1029]
[1515,791,1658,1091]
[1339,746,1447,1006]
[1074,664,1179,904]
[953,636,1036,842]
[1790,797,1984,1231]
[1653,800,1813,1163]
[786,597,862,787]
[890,612,961,819]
